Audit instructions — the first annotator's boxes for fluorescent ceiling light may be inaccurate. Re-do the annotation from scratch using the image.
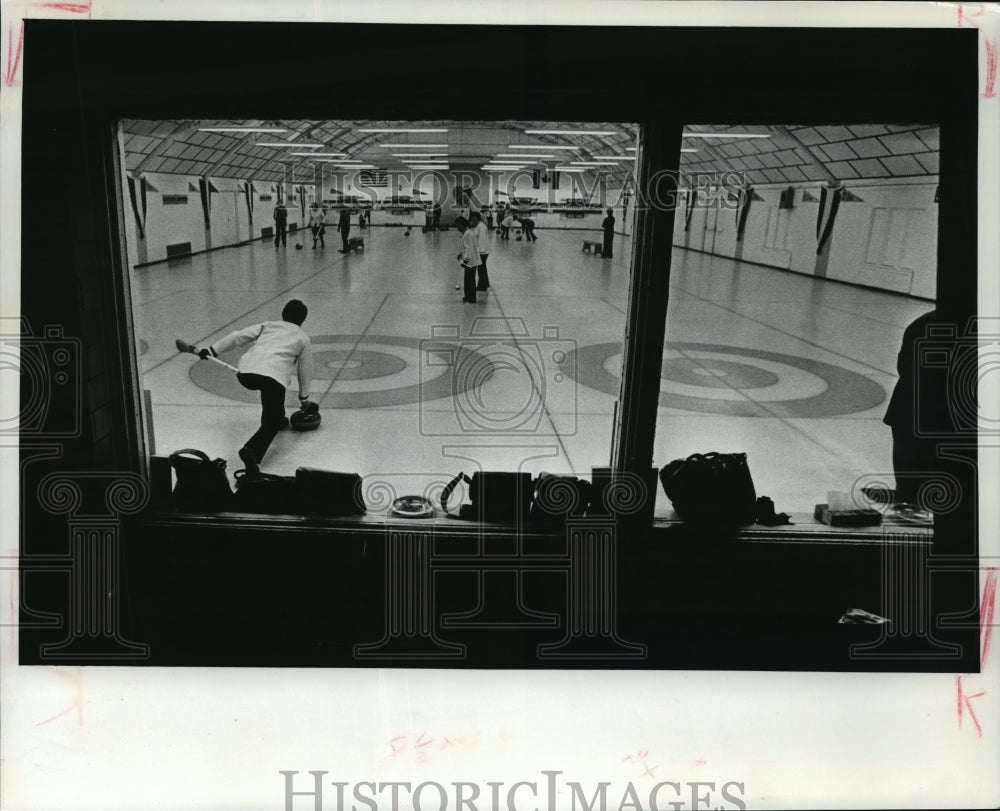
[681,149,699,153]
[335,164,375,169]
[683,132,770,139]
[291,152,347,157]
[357,128,449,133]
[593,155,634,160]
[626,147,637,152]
[553,167,586,172]
[570,161,620,165]
[523,130,617,136]
[410,166,451,170]
[508,145,581,151]
[199,127,286,133]
[378,144,449,148]
[496,154,555,159]
[256,142,324,148]
[392,153,448,158]
[482,166,528,171]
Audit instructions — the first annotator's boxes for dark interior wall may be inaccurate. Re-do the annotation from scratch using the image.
[17,21,981,670]
[114,518,971,671]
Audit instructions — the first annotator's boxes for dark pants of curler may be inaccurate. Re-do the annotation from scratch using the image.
[462,263,478,302]
[477,254,490,290]
[237,372,286,463]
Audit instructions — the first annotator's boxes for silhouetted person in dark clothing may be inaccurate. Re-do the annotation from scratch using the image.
[602,208,615,258]
[273,203,288,247]
[882,308,978,637]
[338,208,352,252]
[883,309,964,508]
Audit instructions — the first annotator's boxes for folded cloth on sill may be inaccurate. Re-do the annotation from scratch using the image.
[755,496,792,526]
[838,607,889,625]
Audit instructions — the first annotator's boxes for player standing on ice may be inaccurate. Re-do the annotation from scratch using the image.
[176,299,316,478]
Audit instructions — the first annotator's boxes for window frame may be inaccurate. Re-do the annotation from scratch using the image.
[22,21,979,544]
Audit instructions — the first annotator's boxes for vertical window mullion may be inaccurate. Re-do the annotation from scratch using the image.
[612,118,684,480]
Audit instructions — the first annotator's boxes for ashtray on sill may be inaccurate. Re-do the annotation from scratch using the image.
[890,502,933,524]
[391,496,435,519]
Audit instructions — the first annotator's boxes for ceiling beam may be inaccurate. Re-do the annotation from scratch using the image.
[771,125,840,185]
[131,120,194,175]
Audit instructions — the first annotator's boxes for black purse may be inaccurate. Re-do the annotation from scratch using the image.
[659,452,757,528]
[441,471,534,522]
[528,473,593,524]
[295,467,366,516]
[231,467,367,516]
[233,469,301,514]
[169,448,234,511]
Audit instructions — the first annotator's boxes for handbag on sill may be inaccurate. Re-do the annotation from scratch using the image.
[295,467,366,516]
[233,469,300,514]
[440,471,534,522]
[658,451,758,528]
[528,473,593,524]
[169,448,234,511]
[230,467,367,516]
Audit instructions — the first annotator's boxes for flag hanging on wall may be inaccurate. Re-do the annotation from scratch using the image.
[816,185,842,255]
[199,177,212,228]
[127,175,148,239]
[243,182,254,231]
[735,185,754,242]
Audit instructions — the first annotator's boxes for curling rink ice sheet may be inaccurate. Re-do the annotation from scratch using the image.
[131,227,931,515]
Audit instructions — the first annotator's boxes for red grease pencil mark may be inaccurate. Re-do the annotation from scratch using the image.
[958,3,989,29]
[623,750,659,780]
[38,2,92,14]
[957,3,998,97]
[4,22,24,87]
[981,567,997,667]
[984,38,998,98]
[956,675,986,738]
[35,667,83,727]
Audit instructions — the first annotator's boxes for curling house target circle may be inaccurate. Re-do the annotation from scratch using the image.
[313,349,407,380]
[452,343,545,431]
[659,356,779,390]
[563,342,886,417]
[188,334,498,409]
